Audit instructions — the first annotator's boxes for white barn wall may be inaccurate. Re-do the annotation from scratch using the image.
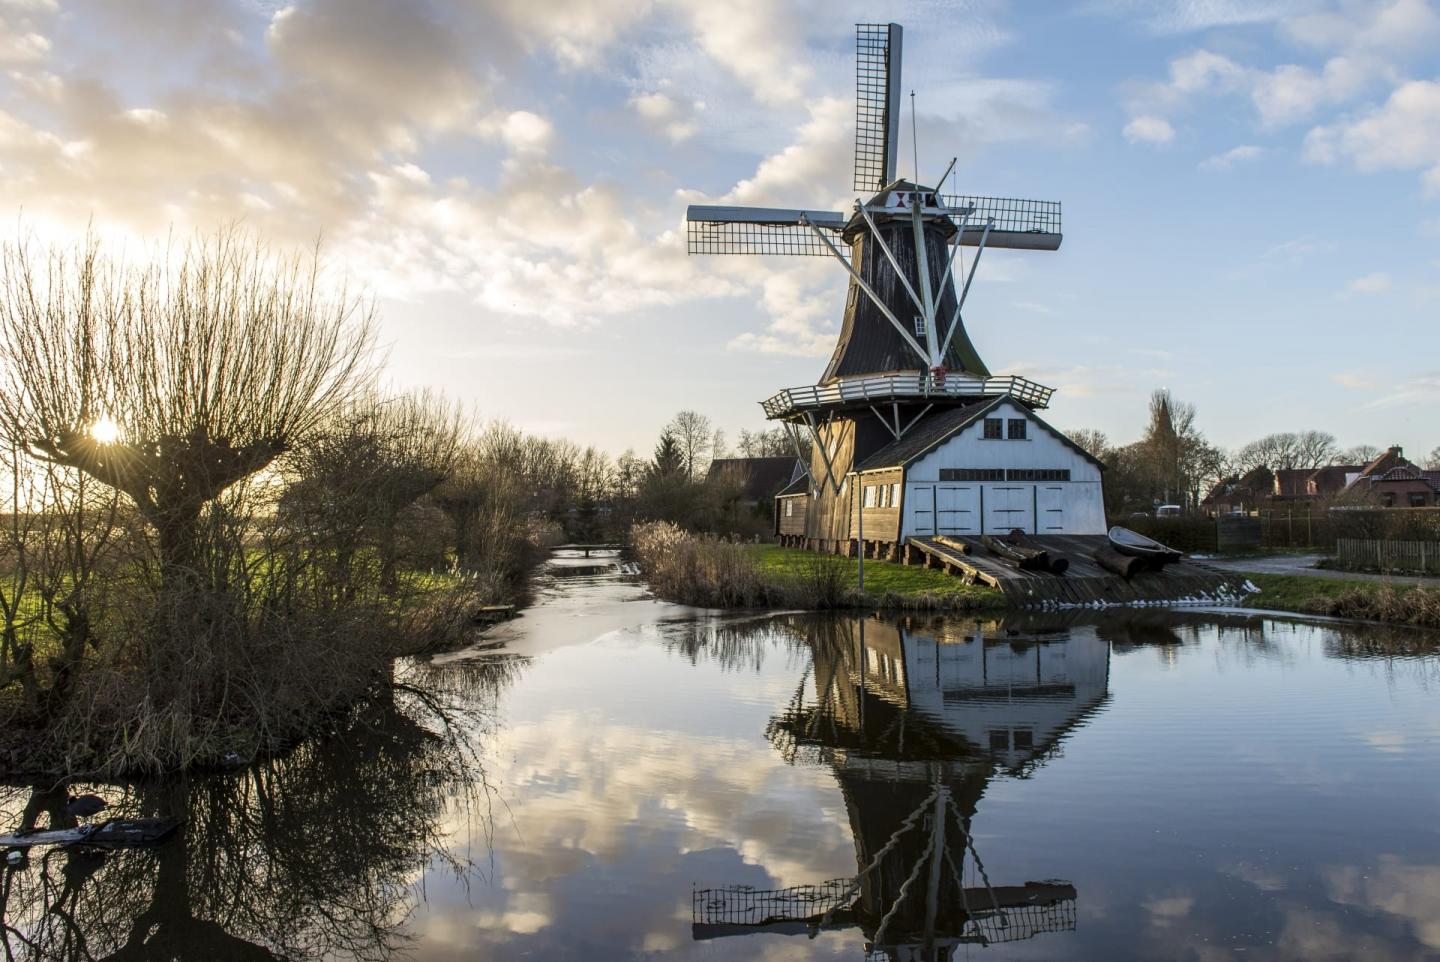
[902,399,1106,537]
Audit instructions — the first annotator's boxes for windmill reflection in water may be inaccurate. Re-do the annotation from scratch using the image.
[693,615,1112,960]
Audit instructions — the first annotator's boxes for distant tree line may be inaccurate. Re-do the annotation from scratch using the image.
[1070,390,1424,517]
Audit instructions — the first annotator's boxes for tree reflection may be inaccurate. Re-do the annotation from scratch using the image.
[1,653,525,962]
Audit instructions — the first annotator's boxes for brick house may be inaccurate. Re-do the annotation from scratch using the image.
[1342,447,1440,507]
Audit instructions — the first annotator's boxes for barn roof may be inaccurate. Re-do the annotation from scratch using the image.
[776,473,809,497]
[854,397,1105,472]
[706,457,803,500]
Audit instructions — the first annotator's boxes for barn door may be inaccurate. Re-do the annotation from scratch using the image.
[935,484,980,534]
[906,484,935,535]
[984,484,1034,534]
[1036,484,1066,533]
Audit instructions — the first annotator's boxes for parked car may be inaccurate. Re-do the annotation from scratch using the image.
[1156,504,1182,518]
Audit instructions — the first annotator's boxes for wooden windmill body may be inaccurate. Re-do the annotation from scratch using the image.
[689,24,1106,555]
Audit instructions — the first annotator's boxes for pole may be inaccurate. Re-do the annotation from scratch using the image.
[857,476,865,592]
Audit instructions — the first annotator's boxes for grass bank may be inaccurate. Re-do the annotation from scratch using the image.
[1243,573,1440,630]
[631,522,1002,612]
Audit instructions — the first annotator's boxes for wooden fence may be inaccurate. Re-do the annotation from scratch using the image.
[1336,538,1440,575]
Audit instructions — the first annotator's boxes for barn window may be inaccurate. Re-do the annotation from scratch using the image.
[1007,469,1071,482]
[863,485,877,508]
[891,483,901,504]
[940,468,1004,481]
[1007,418,1028,440]
[983,418,1003,439]
[913,315,927,337]
[784,501,793,517]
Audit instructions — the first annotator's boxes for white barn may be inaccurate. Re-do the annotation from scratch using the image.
[835,397,1106,547]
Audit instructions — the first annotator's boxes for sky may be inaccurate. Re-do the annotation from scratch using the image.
[0,0,1437,460]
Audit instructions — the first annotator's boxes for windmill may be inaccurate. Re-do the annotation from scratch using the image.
[693,616,1095,958]
[687,23,1070,552]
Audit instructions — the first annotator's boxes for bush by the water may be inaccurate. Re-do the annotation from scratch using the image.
[630,522,1000,611]
[631,522,852,609]
[1299,584,1440,630]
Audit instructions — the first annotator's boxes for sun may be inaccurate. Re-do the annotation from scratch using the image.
[89,417,122,445]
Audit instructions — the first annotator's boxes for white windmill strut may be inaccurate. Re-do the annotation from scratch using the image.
[938,219,993,362]
[798,213,930,366]
[909,195,941,366]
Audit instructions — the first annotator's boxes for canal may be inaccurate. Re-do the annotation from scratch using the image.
[4,551,1439,960]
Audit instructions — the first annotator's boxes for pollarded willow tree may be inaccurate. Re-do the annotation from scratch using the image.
[0,229,376,591]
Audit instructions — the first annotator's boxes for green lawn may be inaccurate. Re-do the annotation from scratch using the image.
[1243,572,1417,608]
[1243,572,1440,629]
[750,544,1004,609]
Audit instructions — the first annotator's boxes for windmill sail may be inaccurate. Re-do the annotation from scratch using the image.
[686,205,847,256]
[854,23,903,192]
[946,194,1063,251]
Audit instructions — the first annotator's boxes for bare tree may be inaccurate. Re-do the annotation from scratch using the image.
[666,410,713,481]
[1293,430,1339,468]
[0,229,375,592]
[1236,431,1338,472]
[738,426,800,459]
[286,390,464,596]
[1067,429,1110,461]
[1342,444,1382,465]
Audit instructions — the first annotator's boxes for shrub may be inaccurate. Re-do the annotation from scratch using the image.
[1301,584,1440,630]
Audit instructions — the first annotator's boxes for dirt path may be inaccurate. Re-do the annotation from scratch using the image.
[1203,553,1440,587]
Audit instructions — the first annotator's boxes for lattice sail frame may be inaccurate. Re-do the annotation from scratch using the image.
[684,198,1062,256]
[854,23,902,192]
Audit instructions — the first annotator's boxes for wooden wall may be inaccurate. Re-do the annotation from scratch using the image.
[850,467,903,543]
[776,494,809,536]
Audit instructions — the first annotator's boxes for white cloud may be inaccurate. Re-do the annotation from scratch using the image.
[1305,79,1440,191]
[1168,48,1248,94]
[628,92,700,142]
[1123,114,1176,144]
[1089,0,1306,34]
[499,111,555,154]
[1359,371,1440,409]
[727,269,843,358]
[1199,143,1264,170]
[1120,2,1440,139]
[1343,272,1392,295]
[1251,56,1370,125]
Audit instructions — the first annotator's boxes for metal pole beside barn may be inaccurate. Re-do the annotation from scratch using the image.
[857,479,865,591]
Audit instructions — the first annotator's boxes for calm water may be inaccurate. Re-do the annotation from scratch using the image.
[4,555,1440,961]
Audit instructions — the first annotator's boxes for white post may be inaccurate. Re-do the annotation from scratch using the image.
[910,196,940,367]
[938,219,993,362]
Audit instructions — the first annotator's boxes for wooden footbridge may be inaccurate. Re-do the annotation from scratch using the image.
[902,534,1249,606]
[552,543,626,557]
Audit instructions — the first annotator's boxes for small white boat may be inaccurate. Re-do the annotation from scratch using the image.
[1107,526,1182,566]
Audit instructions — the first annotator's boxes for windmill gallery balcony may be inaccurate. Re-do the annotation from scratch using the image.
[760,372,1055,420]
